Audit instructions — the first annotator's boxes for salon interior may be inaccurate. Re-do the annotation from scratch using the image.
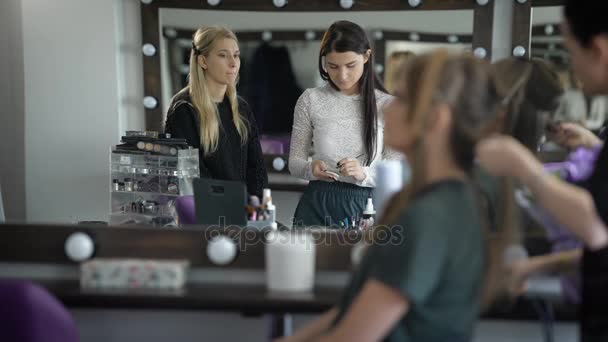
[0,0,594,341]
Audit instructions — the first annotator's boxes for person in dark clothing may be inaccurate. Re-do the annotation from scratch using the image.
[476,2,608,340]
[164,26,268,198]
[245,43,302,134]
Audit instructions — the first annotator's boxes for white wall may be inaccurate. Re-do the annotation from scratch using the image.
[0,0,26,222]
[22,0,143,223]
[532,6,563,25]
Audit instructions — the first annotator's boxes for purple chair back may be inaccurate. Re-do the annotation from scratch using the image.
[260,135,291,155]
[0,280,79,342]
[175,195,196,225]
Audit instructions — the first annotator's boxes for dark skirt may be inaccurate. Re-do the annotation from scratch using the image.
[293,181,372,228]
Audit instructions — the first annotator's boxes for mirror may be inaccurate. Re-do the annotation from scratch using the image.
[156,8,475,225]
[532,5,608,132]
[159,9,475,137]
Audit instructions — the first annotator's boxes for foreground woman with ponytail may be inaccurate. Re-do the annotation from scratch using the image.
[277,51,513,342]
[165,26,267,197]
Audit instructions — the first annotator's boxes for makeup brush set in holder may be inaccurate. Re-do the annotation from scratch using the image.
[109,131,199,227]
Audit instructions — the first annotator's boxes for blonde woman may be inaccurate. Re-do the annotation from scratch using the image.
[280,51,510,342]
[165,26,267,197]
[384,50,415,94]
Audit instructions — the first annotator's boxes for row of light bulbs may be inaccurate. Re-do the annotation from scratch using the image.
[141,0,519,9]
[140,0,532,110]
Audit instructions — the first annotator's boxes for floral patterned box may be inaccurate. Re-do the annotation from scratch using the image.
[80,258,189,290]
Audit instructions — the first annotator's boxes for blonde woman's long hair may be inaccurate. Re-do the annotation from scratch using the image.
[170,26,248,155]
[378,50,518,310]
[384,51,415,94]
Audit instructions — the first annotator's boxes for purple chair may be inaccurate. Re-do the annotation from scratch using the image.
[0,280,79,342]
[260,135,291,155]
[175,195,196,225]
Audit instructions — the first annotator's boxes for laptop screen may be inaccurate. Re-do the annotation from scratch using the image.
[193,178,247,226]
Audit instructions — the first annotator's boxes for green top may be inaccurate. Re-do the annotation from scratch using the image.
[333,180,485,342]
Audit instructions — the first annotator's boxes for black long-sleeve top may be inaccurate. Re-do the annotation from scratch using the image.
[164,92,268,198]
[581,142,608,340]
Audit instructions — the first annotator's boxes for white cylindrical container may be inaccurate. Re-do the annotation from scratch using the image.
[373,160,404,218]
[265,231,315,292]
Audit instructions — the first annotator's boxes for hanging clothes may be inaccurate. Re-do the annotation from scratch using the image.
[242,42,303,134]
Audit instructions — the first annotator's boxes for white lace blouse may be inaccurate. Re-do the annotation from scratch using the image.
[288,83,402,188]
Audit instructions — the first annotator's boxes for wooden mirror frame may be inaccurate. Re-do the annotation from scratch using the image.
[512,0,565,60]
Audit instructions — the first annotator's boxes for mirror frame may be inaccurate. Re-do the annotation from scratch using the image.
[513,0,565,60]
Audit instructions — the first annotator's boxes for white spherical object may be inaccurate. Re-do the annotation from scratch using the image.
[273,0,287,8]
[340,0,354,9]
[305,30,316,41]
[272,157,286,171]
[207,0,221,6]
[207,235,237,266]
[409,32,420,42]
[513,45,526,57]
[375,64,384,73]
[142,43,156,57]
[141,0,153,4]
[262,31,273,42]
[447,35,459,43]
[143,96,158,109]
[374,30,383,40]
[545,24,555,35]
[516,0,527,4]
[164,28,177,39]
[408,0,421,7]
[473,47,487,59]
[65,232,94,262]
[476,0,488,5]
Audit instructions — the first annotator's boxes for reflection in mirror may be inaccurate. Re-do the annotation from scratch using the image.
[158,9,474,227]
[159,9,474,138]
[532,6,608,133]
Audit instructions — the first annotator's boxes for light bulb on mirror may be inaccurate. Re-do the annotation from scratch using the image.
[408,0,421,8]
[273,0,287,8]
[164,28,177,39]
[142,44,156,57]
[272,157,286,172]
[207,235,237,266]
[513,45,526,57]
[262,31,273,42]
[340,0,354,9]
[473,47,487,59]
[143,96,158,110]
[65,232,94,262]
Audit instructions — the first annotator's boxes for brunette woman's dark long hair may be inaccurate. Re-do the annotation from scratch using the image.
[318,20,388,166]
